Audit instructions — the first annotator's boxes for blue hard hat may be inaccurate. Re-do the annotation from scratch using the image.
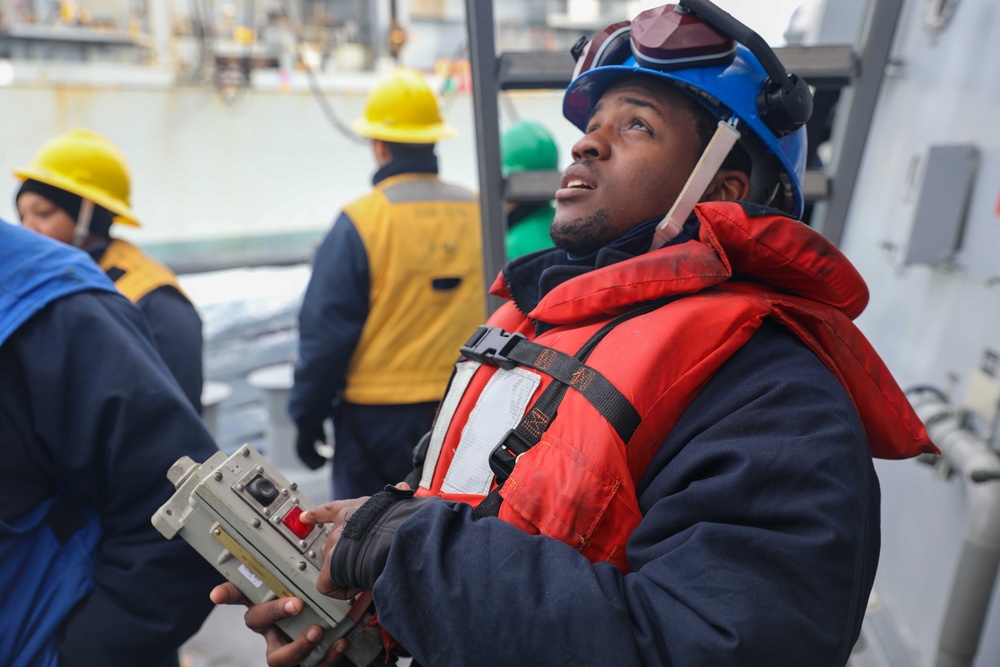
[563,44,807,218]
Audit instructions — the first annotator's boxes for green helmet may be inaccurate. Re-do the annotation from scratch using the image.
[501,120,559,177]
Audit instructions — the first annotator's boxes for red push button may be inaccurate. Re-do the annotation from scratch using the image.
[281,505,313,539]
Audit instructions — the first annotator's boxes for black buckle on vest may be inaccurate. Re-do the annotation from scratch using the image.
[488,428,533,483]
[459,326,525,371]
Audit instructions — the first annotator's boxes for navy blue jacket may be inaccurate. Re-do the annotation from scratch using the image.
[289,211,369,428]
[88,240,205,413]
[0,271,222,664]
[136,286,204,413]
[370,216,880,666]
[375,321,879,666]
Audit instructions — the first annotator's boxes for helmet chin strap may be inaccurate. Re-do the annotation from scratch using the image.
[73,198,95,249]
[649,117,741,251]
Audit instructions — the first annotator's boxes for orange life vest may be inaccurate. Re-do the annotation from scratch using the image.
[414,202,936,572]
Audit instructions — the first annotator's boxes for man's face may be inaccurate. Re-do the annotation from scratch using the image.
[18,191,77,245]
[551,78,703,255]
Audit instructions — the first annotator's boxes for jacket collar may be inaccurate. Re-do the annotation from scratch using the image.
[493,201,868,327]
[372,154,439,186]
[499,216,695,325]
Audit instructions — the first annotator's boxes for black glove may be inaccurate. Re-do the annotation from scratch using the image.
[295,423,328,470]
[329,486,439,591]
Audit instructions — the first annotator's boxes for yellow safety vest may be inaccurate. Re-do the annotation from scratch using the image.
[97,238,186,304]
[342,174,485,404]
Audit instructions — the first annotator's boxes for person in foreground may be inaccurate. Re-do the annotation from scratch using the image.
[0,221,222,666]
[213,3,936,665]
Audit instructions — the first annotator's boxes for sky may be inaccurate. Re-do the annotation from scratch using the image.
[633,0,810,46]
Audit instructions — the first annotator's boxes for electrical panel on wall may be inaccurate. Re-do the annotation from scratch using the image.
[953,148,1000,283]
[903,143,979,267]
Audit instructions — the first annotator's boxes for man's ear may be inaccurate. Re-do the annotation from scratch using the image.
[703,169,751,203]
[372,139,393,166]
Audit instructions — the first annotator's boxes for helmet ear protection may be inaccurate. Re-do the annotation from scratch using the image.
[570,0,813,138]
[677,0,812,137]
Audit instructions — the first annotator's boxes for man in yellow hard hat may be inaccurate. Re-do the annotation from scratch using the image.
[14,129,205,413]
[289,67,484,499]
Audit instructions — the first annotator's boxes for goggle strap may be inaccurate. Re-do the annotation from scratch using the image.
[680,0,789,92]
[633,42,737,69]
[649,118,741,251]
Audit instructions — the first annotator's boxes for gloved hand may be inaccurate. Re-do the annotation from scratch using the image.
[295,423,329,470]
[302,487,439,598]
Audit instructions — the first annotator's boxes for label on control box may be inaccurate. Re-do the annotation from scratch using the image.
[239,564,264,588]
[212,523,294,597]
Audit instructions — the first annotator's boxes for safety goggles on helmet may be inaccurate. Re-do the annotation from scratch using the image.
[565,0,812,218]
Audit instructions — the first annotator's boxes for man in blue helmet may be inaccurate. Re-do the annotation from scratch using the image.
[213,4,935,665]
[0,221,222,666]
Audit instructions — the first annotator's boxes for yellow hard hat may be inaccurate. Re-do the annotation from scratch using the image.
[351,68,456,144]
[13,128,140,227]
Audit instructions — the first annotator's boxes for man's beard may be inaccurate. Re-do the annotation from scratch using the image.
[550,208,615,256]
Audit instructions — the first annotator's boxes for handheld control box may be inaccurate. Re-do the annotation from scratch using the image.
[152,444,383,667]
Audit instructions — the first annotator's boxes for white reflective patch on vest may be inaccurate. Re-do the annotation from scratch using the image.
[420,361,481,490]
[441,367,542,496]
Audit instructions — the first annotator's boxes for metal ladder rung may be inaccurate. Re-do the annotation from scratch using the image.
[498,45,857,91]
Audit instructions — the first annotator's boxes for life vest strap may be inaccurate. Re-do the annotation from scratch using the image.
[472,299,673,520]
[460,326,641,444]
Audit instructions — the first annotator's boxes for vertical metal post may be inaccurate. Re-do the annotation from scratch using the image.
[363,0,383,70]
[464,0,506,314]
[146,0,174,67]
[813,0,905,245]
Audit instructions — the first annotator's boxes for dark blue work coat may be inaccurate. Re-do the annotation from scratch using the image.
[0,223,222,666]
[371,214,881,667]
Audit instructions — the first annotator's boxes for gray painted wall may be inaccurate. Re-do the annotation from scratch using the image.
[839,0,1000,664]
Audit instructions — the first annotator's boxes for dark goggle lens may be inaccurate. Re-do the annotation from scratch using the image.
[571,20,632,80]
[571,4,735,78]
